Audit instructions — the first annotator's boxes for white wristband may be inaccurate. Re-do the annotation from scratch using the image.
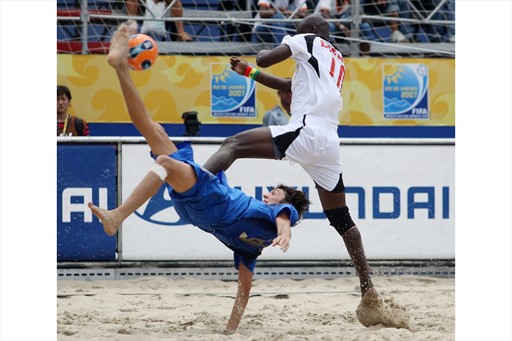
[150,163,168,181]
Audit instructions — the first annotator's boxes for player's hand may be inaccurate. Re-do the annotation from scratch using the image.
[230,56,248,76]
[272,234,290,252]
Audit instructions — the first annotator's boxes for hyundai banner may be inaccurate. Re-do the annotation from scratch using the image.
[121,143,454,261]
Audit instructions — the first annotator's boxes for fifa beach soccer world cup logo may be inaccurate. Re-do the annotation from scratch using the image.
[382,64,429,119]
[210,63,256,118]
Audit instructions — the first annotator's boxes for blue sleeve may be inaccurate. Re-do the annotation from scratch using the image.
[270,204,299,226]
[234,253,257,273]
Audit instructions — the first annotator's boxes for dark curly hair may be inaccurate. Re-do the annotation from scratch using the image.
[276,184,311,222]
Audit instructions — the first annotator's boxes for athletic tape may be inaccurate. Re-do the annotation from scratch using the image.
[150,163,168,181]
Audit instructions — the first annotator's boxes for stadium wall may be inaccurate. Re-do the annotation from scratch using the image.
[57,138,454,263]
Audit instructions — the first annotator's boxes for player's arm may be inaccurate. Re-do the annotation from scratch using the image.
[272,211,291,252]
[229,56,292,91]
[226,263,253,332]
[256,44,292,68]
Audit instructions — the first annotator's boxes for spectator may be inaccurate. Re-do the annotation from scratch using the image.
[126,0,192,41]
[262,88,292,126]
[314,0,352,42]
[57,85,89,136]
[252,0,308,44]
[360,0,409,43]
[140,0,168,40]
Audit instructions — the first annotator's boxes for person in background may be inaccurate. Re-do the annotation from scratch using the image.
[262,88,292,126]
[57,85,89,136]
[252,0,308,44]
[314,0,352,42]
[360,0,409,43]
[126,0,193,41]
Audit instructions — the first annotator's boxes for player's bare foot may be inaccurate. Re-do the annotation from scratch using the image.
[125,19,138,36]
[356,287,410,329]
[107,24,130,69]
[363,286,378,300]
[88,202,120,236]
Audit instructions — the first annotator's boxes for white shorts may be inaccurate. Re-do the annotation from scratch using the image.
[269,115,342,191]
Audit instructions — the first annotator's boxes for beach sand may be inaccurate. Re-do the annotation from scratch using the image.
[57,275,454,340]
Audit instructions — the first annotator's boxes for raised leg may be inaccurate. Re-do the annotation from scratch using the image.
[108,24,175,156]
[203,127,275,174]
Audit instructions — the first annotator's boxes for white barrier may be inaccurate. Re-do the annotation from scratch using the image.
[120,141,454,261]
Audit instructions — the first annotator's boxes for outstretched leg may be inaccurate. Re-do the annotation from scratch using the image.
[108,23,175,156]
[91,28,200,236]
[203,127,275,174]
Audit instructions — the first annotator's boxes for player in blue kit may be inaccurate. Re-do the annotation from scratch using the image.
[88,23,310,332]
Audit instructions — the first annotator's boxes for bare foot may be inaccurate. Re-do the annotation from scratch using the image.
[356,287,410,329]
[125,19,138,36]
[363,287,379,300]
[107,24,130,70]
[88,202,121,236]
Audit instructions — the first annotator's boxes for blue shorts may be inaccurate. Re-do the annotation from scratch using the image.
[152,142,231,230]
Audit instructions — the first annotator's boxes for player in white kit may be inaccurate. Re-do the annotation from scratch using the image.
[203,14,383,326]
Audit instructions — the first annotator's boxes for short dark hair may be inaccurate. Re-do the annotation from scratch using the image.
[276,184,311,222]
[57,85,72,101]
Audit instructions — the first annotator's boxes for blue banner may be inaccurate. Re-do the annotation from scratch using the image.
[57,144,117,261]
[383,63,430,119]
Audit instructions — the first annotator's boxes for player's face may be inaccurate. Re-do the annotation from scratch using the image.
[263,188,286,205]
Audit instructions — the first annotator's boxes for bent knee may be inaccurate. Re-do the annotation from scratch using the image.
[324,206,356,236]
[154,155,178,173]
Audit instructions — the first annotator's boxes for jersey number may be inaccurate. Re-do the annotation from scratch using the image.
[329,58,345,90]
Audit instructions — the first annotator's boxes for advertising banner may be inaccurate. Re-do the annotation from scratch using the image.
[57,144,117,261]
[121,143,454,261]
[211,63,256,118]
[57,55,454,128]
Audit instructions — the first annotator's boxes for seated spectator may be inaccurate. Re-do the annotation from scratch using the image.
[360,0,409,43]
[314,0,352,42]
[252,0,308,44]
[314,0,376,47]
[57,85,89,136]
[126,0,192,41]
[262,88,292,126]
[140,0,169,41]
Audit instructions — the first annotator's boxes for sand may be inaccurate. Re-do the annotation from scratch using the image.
[57,275,454,340]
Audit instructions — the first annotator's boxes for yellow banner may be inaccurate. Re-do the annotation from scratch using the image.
[57,55,454,126]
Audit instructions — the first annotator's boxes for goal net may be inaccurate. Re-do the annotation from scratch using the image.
[57,0,455,58]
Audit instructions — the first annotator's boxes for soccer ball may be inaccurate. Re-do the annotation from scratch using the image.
[128,34,158,71]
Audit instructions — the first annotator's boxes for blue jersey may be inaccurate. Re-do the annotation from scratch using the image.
[152,142,299,272]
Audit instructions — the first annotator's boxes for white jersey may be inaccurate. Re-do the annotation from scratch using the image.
[268,33,346,191]
[282,33,345,128]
